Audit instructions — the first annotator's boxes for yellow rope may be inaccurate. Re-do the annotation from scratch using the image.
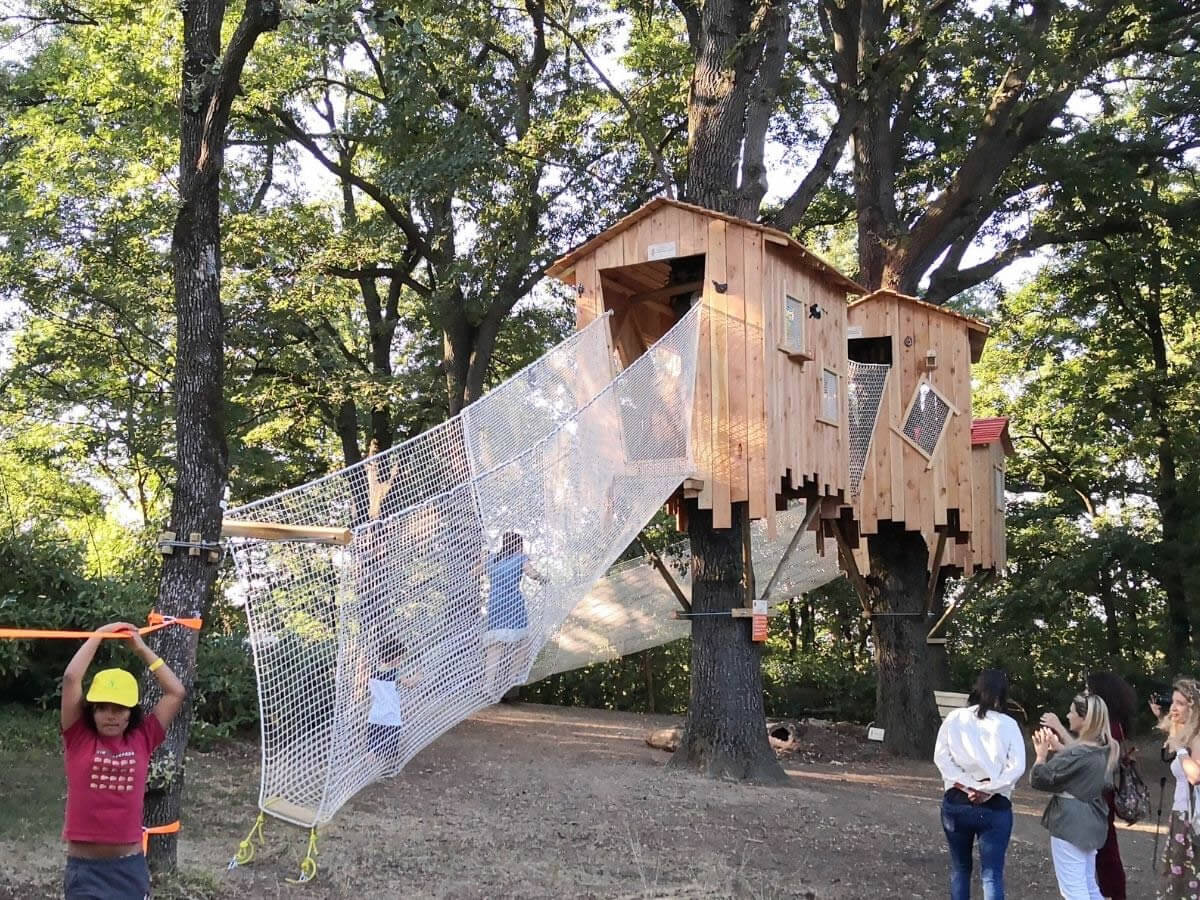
[286,827,319,884]
[228,812,266,870]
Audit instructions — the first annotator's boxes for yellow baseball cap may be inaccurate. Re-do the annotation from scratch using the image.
[86,668,139,708]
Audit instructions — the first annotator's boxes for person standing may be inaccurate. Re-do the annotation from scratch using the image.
[1151,678,1200,900]
[1041,672,1137,900]
[60,621,187,900]
[1030,693,1119,899]
[934,669,1027,900]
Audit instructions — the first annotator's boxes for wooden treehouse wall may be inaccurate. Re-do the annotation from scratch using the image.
[761,246,851,540]
[847,295,977,574]
[956,441,1007,572]
[559,199,857,532]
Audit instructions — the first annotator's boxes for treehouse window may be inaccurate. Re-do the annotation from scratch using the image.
[994,466,1005,511]
[820,368,839,424]
[899,380,953,458]
[782,294,805,354]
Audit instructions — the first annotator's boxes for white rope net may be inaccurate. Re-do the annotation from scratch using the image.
[847,361,890,499]
[527,501,842,680]
[225,307,701,827]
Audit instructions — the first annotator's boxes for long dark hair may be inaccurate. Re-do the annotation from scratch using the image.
[1085,671,1136,736]
[971,668,1009,719]
[83,701,144,736]
[498,532,524,558]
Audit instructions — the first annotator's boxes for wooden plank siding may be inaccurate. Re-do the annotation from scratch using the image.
[847,292,982,574]
[705,218,732,528]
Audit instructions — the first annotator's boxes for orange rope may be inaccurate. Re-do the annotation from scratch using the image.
[142,821,181,854]
[0,614,203,641]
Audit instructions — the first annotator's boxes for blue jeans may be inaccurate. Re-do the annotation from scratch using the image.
[941,792,1013,900]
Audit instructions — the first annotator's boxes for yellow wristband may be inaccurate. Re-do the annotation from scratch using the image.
[148,657,165,673]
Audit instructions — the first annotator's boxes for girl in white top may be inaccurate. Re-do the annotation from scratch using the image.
[1151,677,1200,900]
[933,669,1026,900]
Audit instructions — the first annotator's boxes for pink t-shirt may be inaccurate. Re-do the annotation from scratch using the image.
[61,714,166,844]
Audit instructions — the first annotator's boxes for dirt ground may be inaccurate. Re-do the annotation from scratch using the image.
[0,703,1170,899]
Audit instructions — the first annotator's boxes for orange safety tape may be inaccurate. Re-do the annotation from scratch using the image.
[142,821,181,854]
[0,614,203,641]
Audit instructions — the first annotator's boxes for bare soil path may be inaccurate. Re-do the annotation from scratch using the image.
[0,703,1167,898]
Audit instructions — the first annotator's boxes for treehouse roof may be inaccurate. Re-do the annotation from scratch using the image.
[546,197,866,296]
[971,417,1015,456]
[848,289,990,363]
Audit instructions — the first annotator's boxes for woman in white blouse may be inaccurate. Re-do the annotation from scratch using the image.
[934,669,1027,900]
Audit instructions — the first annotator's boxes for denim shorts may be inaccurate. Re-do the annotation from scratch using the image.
[64,853,150,900]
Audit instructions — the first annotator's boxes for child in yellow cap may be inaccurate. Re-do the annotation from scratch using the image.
[60,621,187,899]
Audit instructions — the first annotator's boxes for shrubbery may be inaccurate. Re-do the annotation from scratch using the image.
[0,533,260,742]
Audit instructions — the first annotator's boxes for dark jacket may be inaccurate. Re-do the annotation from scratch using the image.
[1030,742,1114,851]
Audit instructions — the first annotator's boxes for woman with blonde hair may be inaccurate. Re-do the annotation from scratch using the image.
[1030,692,1120,899]
[1150,677,1200,900]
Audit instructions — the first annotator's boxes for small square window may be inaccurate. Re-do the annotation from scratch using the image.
[821,368,839,423]
[783,294,804,352]
[900,380,953,458]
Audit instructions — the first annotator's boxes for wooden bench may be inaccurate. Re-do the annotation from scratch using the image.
[935,690,971,720]
[934,690,1028,724]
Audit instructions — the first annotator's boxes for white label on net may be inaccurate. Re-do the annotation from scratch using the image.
[647,242,677,261]
[752,596,767,616]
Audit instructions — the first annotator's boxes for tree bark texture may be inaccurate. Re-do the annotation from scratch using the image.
[864,522,943,758]
[669,502,786,783]
[147,0,279,873]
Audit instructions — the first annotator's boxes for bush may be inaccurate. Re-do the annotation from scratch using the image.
[762,649,876,723]
[191,627,259,748]
[0,532,152,704]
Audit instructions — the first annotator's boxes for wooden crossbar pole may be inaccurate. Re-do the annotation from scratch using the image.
[926,570,995,641]
[222,519,353,546]
[756,501,821,605]
[637,537,692,614]
[831,519,872,616]
[924,531,948,615]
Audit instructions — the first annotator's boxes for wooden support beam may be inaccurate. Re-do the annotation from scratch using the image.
[628,280,703,305]
[831,519,872,616]
[756,501,821,605]
[925,531,948,615]
[731,608,783,618]
[927,570,995,642]
[222,519,353,546]
[637,537,691,614]
[741,503,754,610]
[682,477,704,499]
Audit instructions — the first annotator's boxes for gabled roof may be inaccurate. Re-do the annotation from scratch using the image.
[971,417,1015,456]
[545,197,866,295]
[848,289,990,362]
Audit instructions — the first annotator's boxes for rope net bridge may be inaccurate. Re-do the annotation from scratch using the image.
[226,307,703,828]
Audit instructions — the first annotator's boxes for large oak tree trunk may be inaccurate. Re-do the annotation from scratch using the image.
[669,502,786,783]
[865,522,942,758]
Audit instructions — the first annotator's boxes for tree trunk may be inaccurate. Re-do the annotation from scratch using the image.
[865,522,942,758]
[787,596,799,656]
[146,0,279,872]
[669,502,786,783]
[1097,563,1123,664]
[642,649,656,714]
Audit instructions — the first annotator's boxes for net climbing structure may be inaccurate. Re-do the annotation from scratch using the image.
[225,307,702,827]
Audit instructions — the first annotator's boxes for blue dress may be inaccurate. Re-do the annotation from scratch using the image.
[485,553,529,635]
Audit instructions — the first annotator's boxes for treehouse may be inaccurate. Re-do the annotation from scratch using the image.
[961,417,1014,573]
[546,198,865,534]
[840,289,996,578]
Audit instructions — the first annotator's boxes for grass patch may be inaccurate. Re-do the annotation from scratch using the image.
[153,867,227,900]
[0,704,64,841]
